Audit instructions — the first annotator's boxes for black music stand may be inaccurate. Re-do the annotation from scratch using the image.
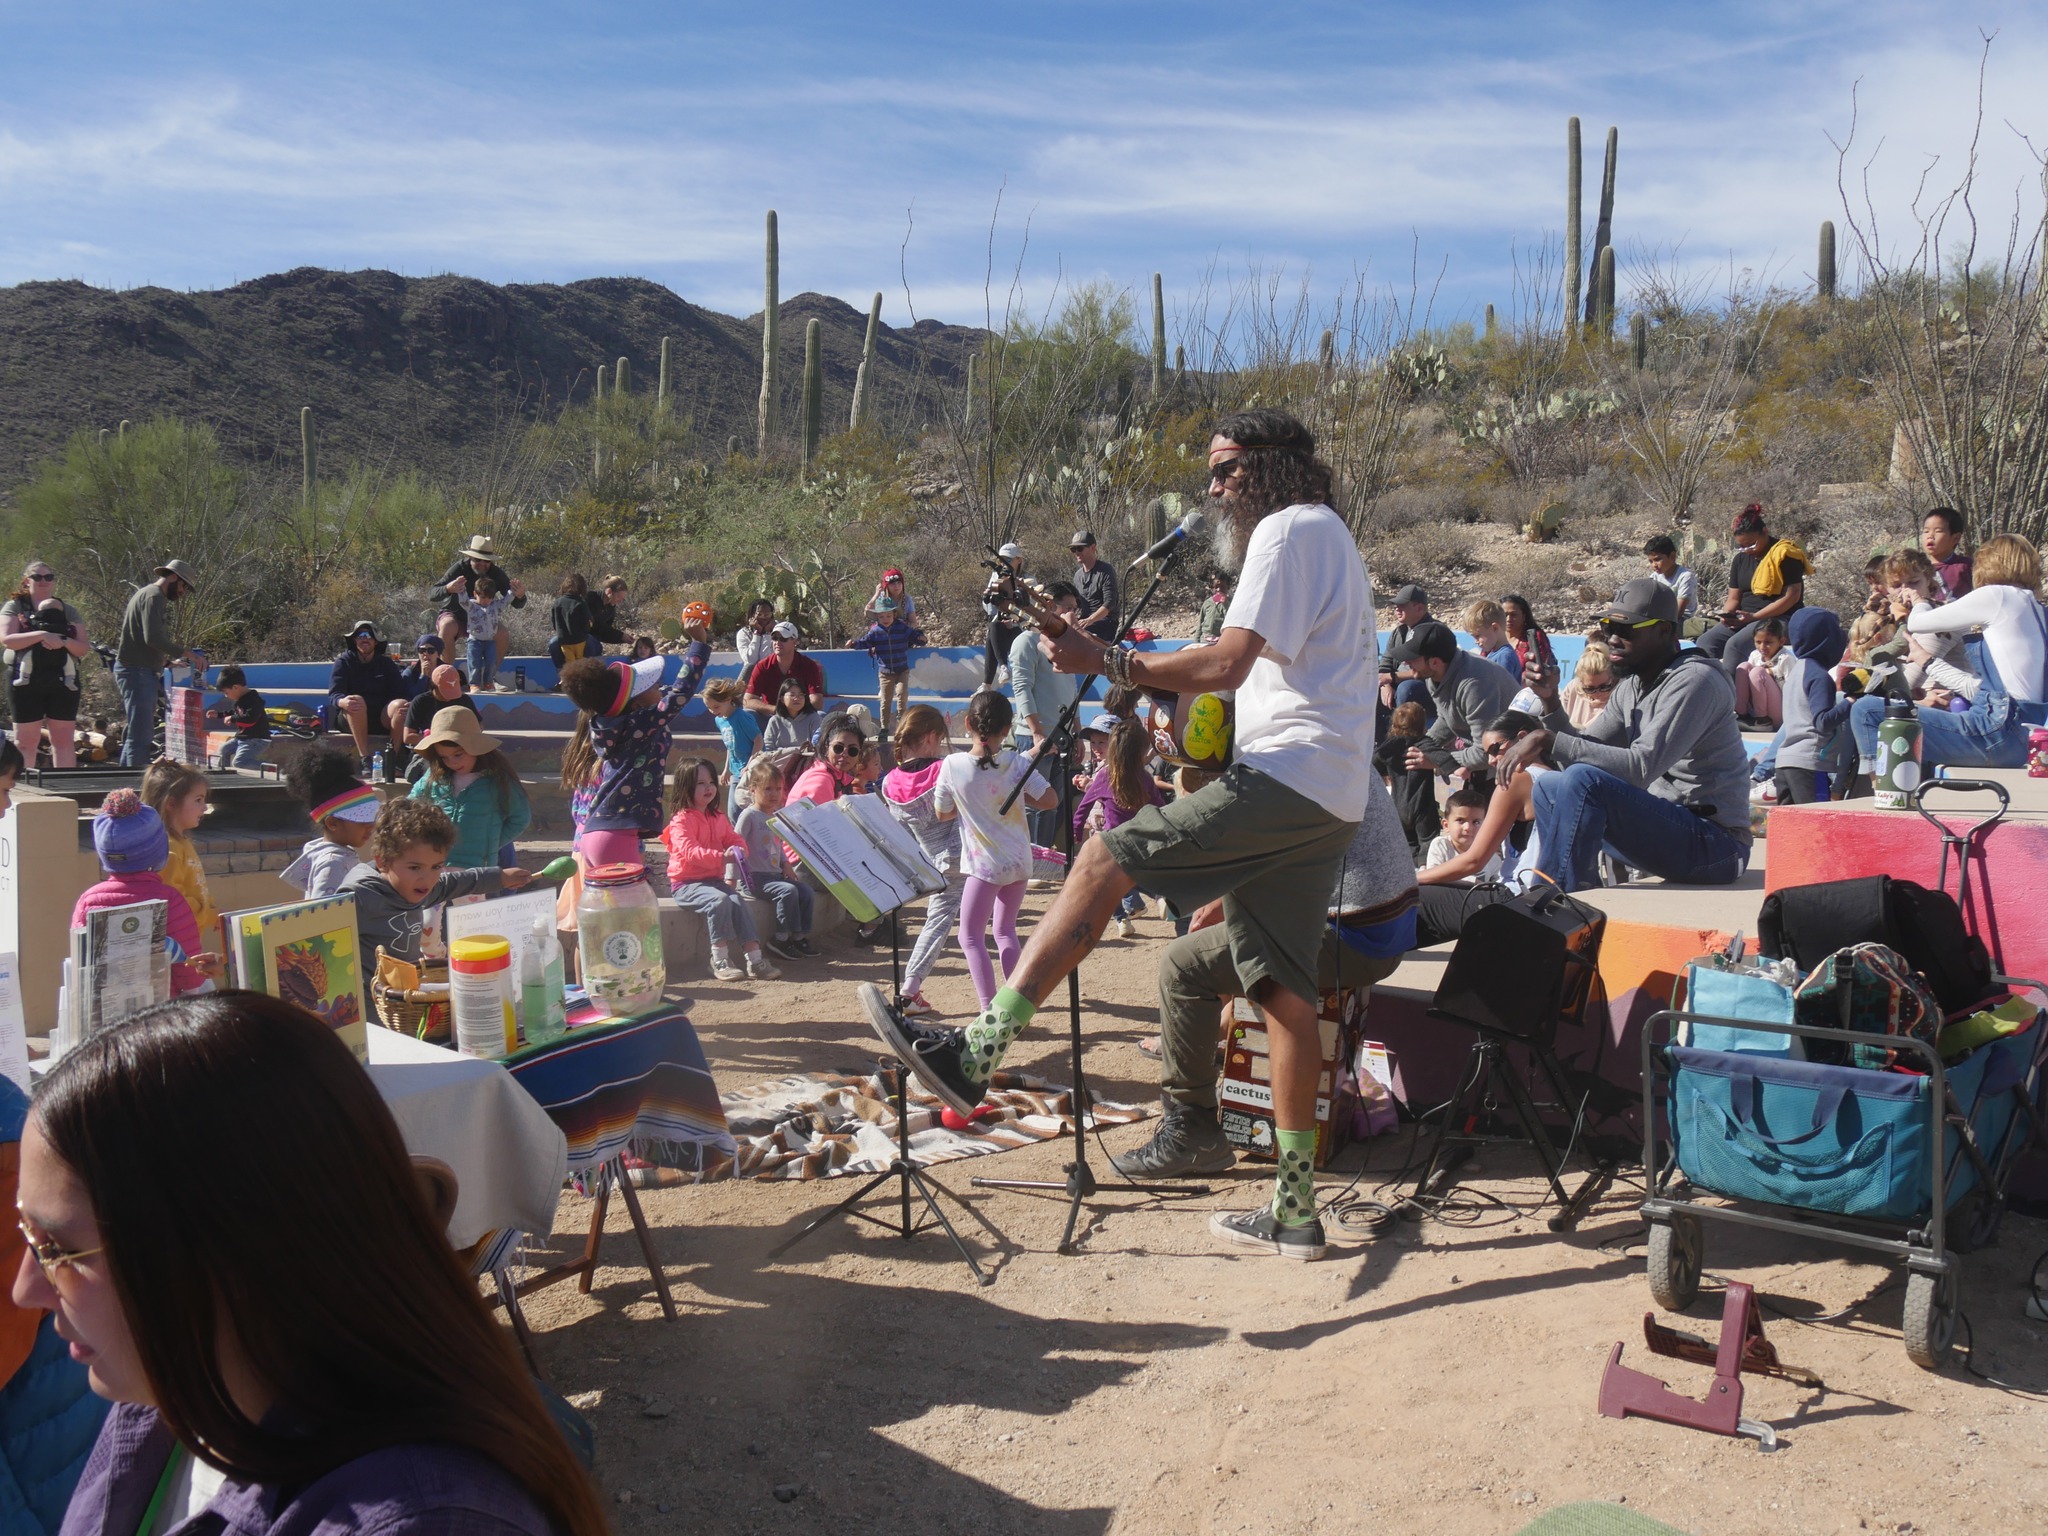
[768,905,996,1282]
[970,543,1209,1253]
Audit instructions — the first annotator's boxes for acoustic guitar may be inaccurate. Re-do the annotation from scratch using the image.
[983,563,1234,774]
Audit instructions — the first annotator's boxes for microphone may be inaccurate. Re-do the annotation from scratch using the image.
[1126,511,1209,571]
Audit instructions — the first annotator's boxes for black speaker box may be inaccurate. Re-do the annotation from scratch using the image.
[1431,886,1606,1046]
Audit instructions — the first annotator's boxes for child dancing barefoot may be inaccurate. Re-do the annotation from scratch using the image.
[934,691,1054,1009]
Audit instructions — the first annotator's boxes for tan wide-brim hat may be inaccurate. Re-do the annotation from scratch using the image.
[459,535,498,561]
[154,558,200,586]
[417,705,501,759]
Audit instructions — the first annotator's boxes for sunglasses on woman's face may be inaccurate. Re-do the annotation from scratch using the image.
[1583,680,1614,694]
[828,742,861,756]
[1483,740,1509,758]
[28,573,55,583]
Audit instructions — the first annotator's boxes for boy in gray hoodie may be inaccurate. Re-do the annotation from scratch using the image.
[341,799,531,994]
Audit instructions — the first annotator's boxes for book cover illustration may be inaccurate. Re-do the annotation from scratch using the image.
[254,896,367,1060]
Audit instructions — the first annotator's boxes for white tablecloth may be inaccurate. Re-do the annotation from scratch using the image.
[365,1025,568,1249]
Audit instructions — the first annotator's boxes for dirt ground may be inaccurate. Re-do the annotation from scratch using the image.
[514,896,2048,1536]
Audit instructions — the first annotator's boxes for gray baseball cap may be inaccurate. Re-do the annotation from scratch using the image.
[1601,577,1681,626]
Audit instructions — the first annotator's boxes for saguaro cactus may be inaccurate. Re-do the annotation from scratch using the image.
[758,211,780,453]
[1318,328,1335,374]
[1150,272,1166,395]
[800,319,822,474]
[595,364,607,402]
[1593,247,1617,340]
[1584,127,1618,326]
[1565,117,1583,334]
[614,355,631,396]
[657,336,672,415]
[299,405,316,505]
[964,354,978,432]
[1818,221,1837,300]
[1630,311,1648,370]
[850,292,882,429]
[1484,303,1497,339]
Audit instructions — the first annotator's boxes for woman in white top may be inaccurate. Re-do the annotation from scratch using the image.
[1849,533,2048,777]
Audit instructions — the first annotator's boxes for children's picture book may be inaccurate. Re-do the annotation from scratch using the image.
[219,895,367,1061]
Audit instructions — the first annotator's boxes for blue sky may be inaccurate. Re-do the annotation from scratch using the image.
[2,1,2044,340]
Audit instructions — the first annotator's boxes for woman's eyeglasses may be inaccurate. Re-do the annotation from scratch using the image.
[16,1220,101,1279]
[27,573,54,583]
[1582,680,1614,694]
[1482,741,1509,758]
[828,742,861,756]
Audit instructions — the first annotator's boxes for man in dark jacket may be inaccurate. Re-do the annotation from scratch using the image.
[114,559,205,767]
[328,621,409,772]
[432,534,527,673]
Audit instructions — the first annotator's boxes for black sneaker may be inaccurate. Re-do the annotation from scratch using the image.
[762,935,802,961]
[1208,1207,1327,1261]
[789,937,819,958]
[1112,1100,1237,1178]
[858,982,984,1118]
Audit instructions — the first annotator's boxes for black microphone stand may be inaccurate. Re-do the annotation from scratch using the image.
[972,539,1210,1254]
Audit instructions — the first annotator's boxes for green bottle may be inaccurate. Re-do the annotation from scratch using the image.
[1873,699,1922,810]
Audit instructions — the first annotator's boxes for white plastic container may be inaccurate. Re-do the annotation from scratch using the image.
[450,934,516,1058]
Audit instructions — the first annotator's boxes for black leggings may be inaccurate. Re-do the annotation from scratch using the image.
[1415,882,1520,949]
[984,618,1022,685]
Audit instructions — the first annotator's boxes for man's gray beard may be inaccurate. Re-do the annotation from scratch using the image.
[1209,508,1255,575]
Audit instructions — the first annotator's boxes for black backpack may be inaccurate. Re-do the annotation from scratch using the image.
[1757,874,1999,1017]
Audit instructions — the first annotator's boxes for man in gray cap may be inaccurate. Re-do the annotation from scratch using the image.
[1068,529,1120,642]
[115,559,206,767]
[1497,577,1752,889]
[1379,582,1435,720]
[1389,619,1518,775]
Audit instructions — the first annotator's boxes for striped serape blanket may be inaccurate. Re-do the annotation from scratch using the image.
[716,1069,1154,1181]
[504,1005,736,1186]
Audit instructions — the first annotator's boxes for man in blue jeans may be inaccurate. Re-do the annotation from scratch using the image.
[113,559,204,768]
[1497,577,1753,890]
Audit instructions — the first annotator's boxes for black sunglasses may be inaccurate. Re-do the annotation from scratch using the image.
[1582,680,1614,694]
[828,742,861,756]
[27,572,55,582]
[1208,458,1247,483]
[1483,740,1509,758]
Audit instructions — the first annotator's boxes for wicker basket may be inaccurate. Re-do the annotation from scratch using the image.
[371,948,452,1041]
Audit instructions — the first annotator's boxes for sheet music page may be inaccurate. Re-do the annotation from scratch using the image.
[770,803,847,885]
[774,801,914,910]
[838,795,944,895]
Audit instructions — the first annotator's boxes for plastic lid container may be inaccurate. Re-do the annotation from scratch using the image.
[585,863,649,888]
[450,935,512,972]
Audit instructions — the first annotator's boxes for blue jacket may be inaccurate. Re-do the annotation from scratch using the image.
[851,618,924,674]
[0,1079,109,1536]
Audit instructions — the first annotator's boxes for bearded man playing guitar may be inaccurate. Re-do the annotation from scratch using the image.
[860,408,1377,1259]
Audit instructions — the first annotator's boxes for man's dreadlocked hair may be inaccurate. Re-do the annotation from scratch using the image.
[1213,408,1338,517]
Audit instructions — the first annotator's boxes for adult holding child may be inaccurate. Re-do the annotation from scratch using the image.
[858,408,1377,1260]
[432,534,526,681]
[1693,502,1807,681]
[15,992,605,1536]
[113,559,205,769]
[327,621,410,774]
[1845,533,2048,781]
[1499,577,1753,890]
[1,560,90,769]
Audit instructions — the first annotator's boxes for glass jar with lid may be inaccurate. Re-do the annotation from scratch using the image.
[576,863,666,1015]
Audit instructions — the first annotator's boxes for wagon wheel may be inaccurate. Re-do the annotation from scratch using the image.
[1646,1212,1704,1312]
[1903,1267,1959,1370]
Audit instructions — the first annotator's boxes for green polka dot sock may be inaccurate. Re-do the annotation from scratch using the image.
[1270,1127,1319,1227]
[960,986,1036,1086]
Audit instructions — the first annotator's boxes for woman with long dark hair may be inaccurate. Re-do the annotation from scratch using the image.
[13,994,607,1536]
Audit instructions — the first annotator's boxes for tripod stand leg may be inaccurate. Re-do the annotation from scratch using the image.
[765,1167,903,1262]
[903,1167,993,1284]
[1401,1035,1493,1211]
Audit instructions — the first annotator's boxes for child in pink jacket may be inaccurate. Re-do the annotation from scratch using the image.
[70,789,222,996]
[659,758,779,984]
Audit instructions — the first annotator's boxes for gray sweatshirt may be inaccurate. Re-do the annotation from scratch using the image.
[1540,652,1753,843]
[341,861,504,992]
[1421,650,1522,770]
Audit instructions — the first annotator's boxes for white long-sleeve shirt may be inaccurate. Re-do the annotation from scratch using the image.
[1907,584,2048,703]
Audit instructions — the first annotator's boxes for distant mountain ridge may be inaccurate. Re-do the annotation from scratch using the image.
[0,266,983,494]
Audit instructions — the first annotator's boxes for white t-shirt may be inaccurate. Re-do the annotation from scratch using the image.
[936,748,1049,886]
[1908,583,2048,704]
[1221,502,1377,820]
[1423,834,1502,881]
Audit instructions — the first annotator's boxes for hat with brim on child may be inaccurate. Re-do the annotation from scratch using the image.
[93,789,169,874]
[311,783,381,825]
[417,706,502,759]
[602,657,668,716]
[872,594,899,613]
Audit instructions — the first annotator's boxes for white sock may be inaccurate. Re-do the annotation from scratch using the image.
[711,943,732,966]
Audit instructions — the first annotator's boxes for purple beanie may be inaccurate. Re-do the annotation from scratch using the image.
[94,788,170,874]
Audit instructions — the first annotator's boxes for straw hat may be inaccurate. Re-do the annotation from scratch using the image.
[416,706,500,758]
[153,558,200,587]
[459,534,498,561]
